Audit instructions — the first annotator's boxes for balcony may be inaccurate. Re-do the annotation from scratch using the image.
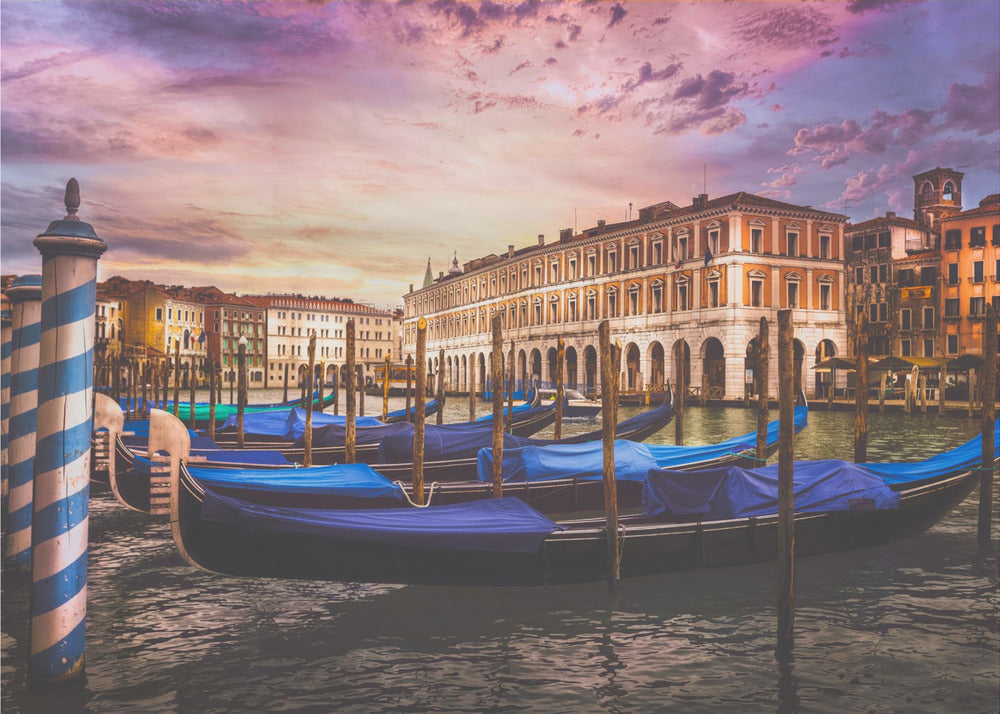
[967,276,986,285]
[942,313,961,322]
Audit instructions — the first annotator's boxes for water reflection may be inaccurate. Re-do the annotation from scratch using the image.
[2,400,997,712]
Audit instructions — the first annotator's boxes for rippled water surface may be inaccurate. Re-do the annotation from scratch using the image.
[3,393,998,712]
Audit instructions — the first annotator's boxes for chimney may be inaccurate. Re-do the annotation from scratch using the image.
[559,228,573,242]
[438,271,444,280]
[692,193,708,210]
[886,211,896,219]
[508,244,515,257]
[409,283,413,293]
[597,219,606,231]
[537,234,545,246]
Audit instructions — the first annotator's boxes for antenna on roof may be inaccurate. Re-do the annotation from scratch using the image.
[703,164,707,195]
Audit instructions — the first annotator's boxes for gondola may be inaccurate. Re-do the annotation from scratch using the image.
[116,390,338,428]
[169,424,996,586]
[537,388,601,419]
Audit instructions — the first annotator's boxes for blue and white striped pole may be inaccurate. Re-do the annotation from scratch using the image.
[28,179,106,687]
[2,306,13,531]
[4,275,43,572]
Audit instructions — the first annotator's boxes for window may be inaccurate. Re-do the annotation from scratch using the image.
[587,254,597,276]
[786,231,798,257]
[993,296,1000,315]
[948,263,959,285]
[707,229,720,257]
[819,283,831,310]
[879,302,888,322]
[567,295,578,321]
[607,251,617,273]
[969,226,986,247]
[869,303,878,323]
[750,279,763,307]
[787,281,799,308]
[944,229,961,249]
[751,228,763,254]
[869,265,878,284]
[819,234,831,259]
[947,334,959,354]
[897,268,914,287]
[973,261,984,283]
[167,308,173,320]
[993,224,1000,247]
[155,307,163,322]
[628,244,639,269]
[945,298,960,317]
[923,307,935,329]
[650,281,664,313]
[628,286,640,315]
[549,263,559,282]
[534,265,542,285]
[708,279,720,308]
[586,292,597,320]
[923,339,934,357]
[676,282,689,311]
[879,264,888,283]
[855,266,864,284]
[651,241,663,265]
[677,236,688,261]
[901,340,911,357]
[568,257,577,280]
[970,297,985,316]
[533,300,542,324]
[607,289,618,317]
[901,308,911,331]
[877,231,890,249]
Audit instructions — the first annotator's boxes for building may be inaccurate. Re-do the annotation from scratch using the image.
[939,192,1000,358]
[403,191,848,400]
[192,287,267,388]
[845,210,937,359]
[252,294,399,388]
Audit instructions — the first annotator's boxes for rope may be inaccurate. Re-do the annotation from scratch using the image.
[393,480,439,507]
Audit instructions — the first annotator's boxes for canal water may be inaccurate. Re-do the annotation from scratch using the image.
[2,393,997,712]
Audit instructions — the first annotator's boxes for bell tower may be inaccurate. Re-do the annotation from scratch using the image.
[912,167,963,228]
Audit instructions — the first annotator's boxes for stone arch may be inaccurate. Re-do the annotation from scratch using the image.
[460,354,468,392]
[583,345,598,395]
[624,342,641,391]
[546,346,558,386]
[529,348,542,384]
[478,352,487,393]
[672,339,691,391]
[647,341,665,388]
[565,346,578,390]
[518,349,528,390]
[701,337,726,399]
[815,339,837,398]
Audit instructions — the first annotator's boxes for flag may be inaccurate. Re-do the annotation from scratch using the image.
[674,258,683,269]
[198,330,206,344]
[703,246,713,265]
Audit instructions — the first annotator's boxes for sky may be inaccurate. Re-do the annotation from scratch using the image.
[2,0,998,307]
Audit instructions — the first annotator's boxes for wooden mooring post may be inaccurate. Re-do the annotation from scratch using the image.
[405,355,413,422]
[317,361,325,414]
[173,339,181,417]
[598,321,620,589]
[554,337,565,440]
[382,354,391,422]
[675,345,686,446]
[358,364,365,418]
[467,354,476,422]
[437,348,445,426]
[208,359,217,441]
[332,363,339,415]
[978,306,997,546]
[304,333,316,467]
[776,308,795,654]
[854,313,869,463]
[237,336,247,448]
[938,365,947,416]
[188,358,197,428]
[345,318,356,463]
[282,361,289,405]
[878,372,886,413]
[969,370,976,418]
[491,315,504,498]
[412,318,427,504]
[756,317,769,462]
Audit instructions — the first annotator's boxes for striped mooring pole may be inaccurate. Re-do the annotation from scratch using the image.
[28,179,106,687]
[4,274,43,572]
[2,305,13,531]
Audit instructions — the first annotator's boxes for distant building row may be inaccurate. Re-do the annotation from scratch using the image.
[91,277,402,388]
[403,167,999,401]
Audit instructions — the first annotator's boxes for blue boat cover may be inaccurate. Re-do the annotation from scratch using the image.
[861,420,1000,484]
[474,399,537,421]
[386,399,439,420]
[200,494,564,553]
[477,405,806,483]
[219,408,383,439]
[642,459,900,520]
[378,427,549,464]
[189,462,403,499]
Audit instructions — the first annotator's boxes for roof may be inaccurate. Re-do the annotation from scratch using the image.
[893,250,939,265]
[940,200,1000,222]
[847,215,929,233]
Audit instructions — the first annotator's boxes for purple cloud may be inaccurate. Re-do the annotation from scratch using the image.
[607,4,626,29]
[943,72,1000,135]
[738,6,839,51]
[846,0,918,14]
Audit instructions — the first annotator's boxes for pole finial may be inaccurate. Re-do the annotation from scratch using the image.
[65,178,81,219]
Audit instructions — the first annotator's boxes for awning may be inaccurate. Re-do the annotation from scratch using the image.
[945,354,984,371]
[812,357,857,371]
[868,355,946,372]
